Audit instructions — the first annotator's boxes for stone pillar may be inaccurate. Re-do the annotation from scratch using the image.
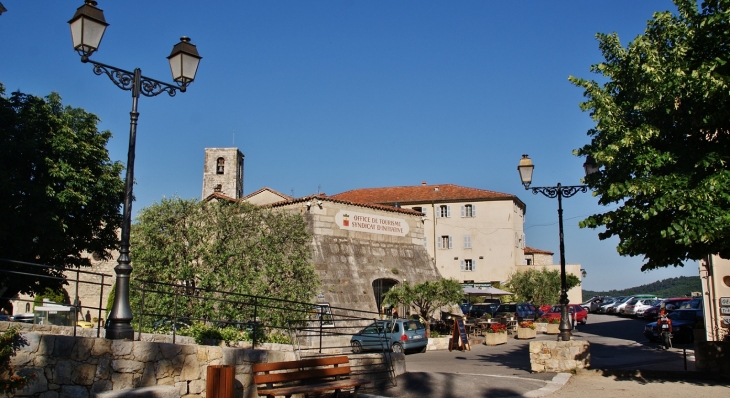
[529,340,590,373]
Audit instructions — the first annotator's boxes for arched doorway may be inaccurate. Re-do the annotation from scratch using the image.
[372,278,400,316]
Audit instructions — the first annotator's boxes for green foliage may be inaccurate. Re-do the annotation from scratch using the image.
[130,197,319,330]
[383,278,463,336]
[32,287,70,308]
[505,268,581,305]
[0,83,125,302]
[582,276,701,301]
[571,0,730,270]
[0,327,34,394]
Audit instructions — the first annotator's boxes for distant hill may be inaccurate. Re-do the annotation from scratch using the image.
[582,276,701,302]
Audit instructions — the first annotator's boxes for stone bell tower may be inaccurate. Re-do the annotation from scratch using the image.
[202,148,244,199]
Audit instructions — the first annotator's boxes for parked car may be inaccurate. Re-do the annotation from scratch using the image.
[679,297,703,310]
[11,313,34,324]
[615,295,658,315]
[350,319,427,354]
[623,298,658,317]
[641,298,691,320]
[541,304,588,325]
[494,303,537,321]
[643,309,703,344]
[580,296,607,313]
[598,297,623,314]
[467,303,499,319]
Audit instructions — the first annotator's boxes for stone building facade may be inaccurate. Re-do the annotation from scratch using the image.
[329,183,526,286]
[257,194,442,315]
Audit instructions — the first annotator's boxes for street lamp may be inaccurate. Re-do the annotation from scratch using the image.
[69,1,201,340]
[517,154,597,341]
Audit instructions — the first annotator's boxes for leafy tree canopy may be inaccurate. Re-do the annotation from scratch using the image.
[382,278,463,336]
[0,83,124,305]
[505,268,581,305]
[571,0,730,270]
[129,197,319,326]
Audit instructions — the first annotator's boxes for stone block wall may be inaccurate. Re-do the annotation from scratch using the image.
[529,340,590,373]
[9,331,294,398]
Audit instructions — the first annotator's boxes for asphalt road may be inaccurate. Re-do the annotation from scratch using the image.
[359,314,724,398]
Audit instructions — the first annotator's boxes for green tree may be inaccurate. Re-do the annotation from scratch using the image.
[382,278,463,337]
[505,268,581,305]
[130,197,319,328]
[571,0,730,270]
[0,84,124,309]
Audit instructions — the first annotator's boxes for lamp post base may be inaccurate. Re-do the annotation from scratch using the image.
[105,321,134,340]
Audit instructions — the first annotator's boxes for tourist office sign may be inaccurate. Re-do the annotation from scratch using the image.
[721,297,730,327]
[335,210,409,237]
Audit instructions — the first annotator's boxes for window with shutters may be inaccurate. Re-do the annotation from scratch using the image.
[464,235,472,249]
[461,204,475,217]
[461,259,474,271]
[437,235,453,249]
[438,205,450,218]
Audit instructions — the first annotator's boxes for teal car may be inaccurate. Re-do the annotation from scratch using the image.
[350,319,427,354]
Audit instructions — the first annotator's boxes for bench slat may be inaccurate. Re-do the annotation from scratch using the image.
[253,356,349,372]
[257,378,370,397]
[254,366,351,384]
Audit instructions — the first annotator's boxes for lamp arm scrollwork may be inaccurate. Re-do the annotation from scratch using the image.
[87,60,180,97]
[529,184,588,199]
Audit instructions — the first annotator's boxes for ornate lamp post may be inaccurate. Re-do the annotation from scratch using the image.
[517,154,597,341]
[69,1,201,340]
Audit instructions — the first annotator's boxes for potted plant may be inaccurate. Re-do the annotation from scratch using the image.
[484,323,508,346]
[539,317,561,334]
[517,320,537,339]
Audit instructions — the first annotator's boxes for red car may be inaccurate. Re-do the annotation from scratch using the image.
[542,304,588,325]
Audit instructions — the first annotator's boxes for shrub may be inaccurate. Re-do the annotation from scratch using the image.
[0,327,34,395]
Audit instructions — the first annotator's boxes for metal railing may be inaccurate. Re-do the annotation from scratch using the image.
[135,279,399,385]
[0,258,113,337]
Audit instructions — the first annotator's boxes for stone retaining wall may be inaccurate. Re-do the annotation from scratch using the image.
[529,340,590,373]
[4,324,405,398]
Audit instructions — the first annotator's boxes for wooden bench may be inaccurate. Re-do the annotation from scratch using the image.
[253,355,371,398]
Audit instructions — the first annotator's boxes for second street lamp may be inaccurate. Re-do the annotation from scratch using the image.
[517,154,596,341]
[69,0,202,340]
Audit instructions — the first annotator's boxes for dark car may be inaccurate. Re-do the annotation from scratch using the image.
[467,303,499,319]
[679,297,703,310]
[643,309,702,344]
[641,298,691,320]
[494,303,537,321]
[350,319,427,354]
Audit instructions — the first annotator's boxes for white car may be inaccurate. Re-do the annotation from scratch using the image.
[624,299,658,317]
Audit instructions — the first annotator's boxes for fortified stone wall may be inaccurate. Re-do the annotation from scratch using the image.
[274,198,442,316]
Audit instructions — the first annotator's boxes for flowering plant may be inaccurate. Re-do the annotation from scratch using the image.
[486,323,507,334]
[519,321,536,329]
[537,316,560,324]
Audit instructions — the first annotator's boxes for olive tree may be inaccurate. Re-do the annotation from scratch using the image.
[505,268,580,306]
[382,278,463,337]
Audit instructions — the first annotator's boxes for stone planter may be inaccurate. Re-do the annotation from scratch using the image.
[484,332,508,346]
[534,322,547,333]
[517,327,537,339]
[545,323,560,335]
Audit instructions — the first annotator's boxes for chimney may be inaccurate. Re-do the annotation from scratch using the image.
[421,181,427,186]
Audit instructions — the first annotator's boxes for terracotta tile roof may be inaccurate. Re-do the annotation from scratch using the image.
[329,184,522,206]
[202,192,237,203]
[524,246,554,255]
[241,187,293,201]
[266,194,423,216]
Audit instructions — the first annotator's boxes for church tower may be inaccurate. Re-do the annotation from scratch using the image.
[202,148,244,199]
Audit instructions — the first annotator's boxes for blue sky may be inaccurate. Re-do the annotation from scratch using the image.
[0,1,700,291]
